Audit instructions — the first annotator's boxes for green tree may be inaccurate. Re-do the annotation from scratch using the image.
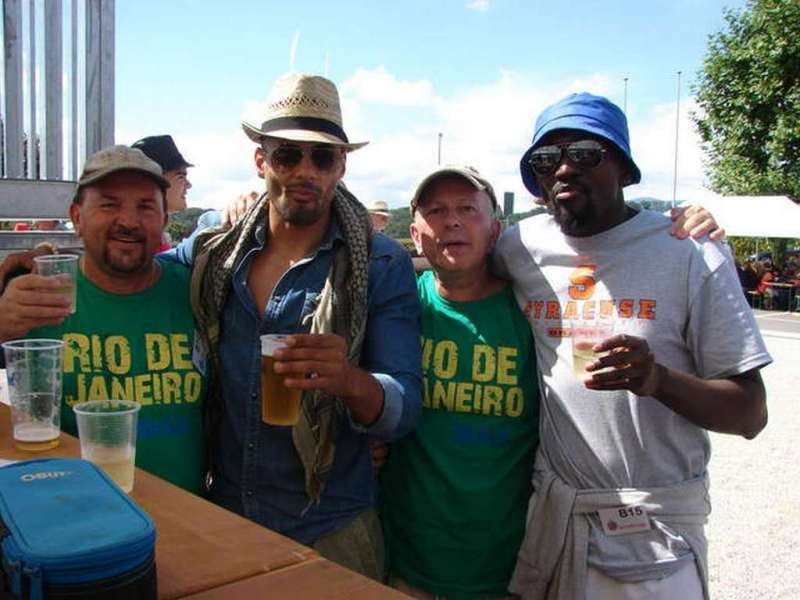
[383,207,412,239]
[693,0,800,266]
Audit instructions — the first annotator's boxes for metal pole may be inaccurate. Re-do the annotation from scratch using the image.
[71,0,79,178]
[437,132,443,165]
[623,77,628,114]
[28,0,37,179]
[672,70,681,207]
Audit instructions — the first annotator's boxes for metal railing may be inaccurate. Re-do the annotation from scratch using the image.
[1,0,114,252]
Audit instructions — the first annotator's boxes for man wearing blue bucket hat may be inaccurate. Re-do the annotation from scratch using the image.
[495,93,771,599]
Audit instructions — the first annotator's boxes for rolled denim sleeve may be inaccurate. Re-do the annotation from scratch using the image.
[351,236,423,441]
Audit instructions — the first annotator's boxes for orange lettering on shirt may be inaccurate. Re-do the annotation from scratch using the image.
[562,301,578,319]
[599,300,616,318]
[618,299,634,318]
[638,299,656,319]
[581,300,597,320]
[568,265,596,300]
[522,301,533,318]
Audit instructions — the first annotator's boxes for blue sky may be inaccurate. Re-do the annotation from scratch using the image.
[115,0,747,212]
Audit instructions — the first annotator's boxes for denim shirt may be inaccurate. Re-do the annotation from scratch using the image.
[166,210,422,543]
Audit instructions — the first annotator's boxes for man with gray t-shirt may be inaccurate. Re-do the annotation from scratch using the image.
[495,93,770,600]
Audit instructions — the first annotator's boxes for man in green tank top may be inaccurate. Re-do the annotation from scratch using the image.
[0,146,207,495]
[381,166,540,599]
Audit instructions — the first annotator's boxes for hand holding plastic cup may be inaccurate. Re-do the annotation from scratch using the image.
[260,334,302,426]
[571,320,616,382]
[33,254,79,314]
[2,339,64,451]
[73,400,141,493]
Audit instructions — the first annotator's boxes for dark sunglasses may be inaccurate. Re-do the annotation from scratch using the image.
[528,140,607,176]
[265,144,341,172]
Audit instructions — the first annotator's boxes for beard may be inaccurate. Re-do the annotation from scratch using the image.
[273,200,325,226]
[103,248,149,273]
[546,181,597,236]
[549,200,598,236]
[101,226,153,273]
[270,182,330,226]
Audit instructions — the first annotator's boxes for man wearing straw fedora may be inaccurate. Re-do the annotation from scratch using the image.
[170,73,422,579]
[367,200,392,232]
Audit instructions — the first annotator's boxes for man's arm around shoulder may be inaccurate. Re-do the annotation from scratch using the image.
[160,209,223,266]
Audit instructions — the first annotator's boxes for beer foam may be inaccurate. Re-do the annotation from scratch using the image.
[260,334,289,356]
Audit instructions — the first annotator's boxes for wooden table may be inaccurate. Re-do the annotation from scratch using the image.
[0,403,407,599]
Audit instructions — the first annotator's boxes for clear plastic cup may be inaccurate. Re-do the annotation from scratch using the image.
[571,321,615,381]
[2,339,64,451]
[260,334,302,426]
[33,254,79,314]
[73,400,141,493]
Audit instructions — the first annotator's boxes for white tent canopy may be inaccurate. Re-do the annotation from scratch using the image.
[677,195,800,239]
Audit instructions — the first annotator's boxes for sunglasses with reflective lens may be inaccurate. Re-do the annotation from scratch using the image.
[266,144,341,172]
[529,140,607,177]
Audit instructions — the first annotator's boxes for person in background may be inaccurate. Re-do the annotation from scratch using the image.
[132,135,194,252]
[367,200,392,232]
[757,266,775,309]
[34,219,68,231]
[740,260,760,294]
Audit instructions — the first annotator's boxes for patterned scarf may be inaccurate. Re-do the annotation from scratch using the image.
[190,183,372,505]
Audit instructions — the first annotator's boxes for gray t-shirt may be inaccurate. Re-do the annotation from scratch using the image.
[495,209,772,579]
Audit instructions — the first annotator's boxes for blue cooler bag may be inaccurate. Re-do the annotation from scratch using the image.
[0,458,156,600]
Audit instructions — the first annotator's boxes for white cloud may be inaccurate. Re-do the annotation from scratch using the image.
[340,67,437,107]
[466,0,490,12]
[156,66,717,214]
[345,69,619,214]
[626,97,715,203]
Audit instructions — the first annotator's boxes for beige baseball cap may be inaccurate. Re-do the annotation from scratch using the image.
[410,165,497,215]
[74,145,170,201]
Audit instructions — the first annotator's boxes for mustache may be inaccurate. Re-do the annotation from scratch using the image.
[286,183,322,196]
[108,225,144,241]
[551,180,587,197]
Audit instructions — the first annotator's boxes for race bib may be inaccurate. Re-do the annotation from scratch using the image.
[597,505,652,536]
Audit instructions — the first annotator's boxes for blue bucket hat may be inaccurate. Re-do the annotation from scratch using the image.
[519,92,641,197]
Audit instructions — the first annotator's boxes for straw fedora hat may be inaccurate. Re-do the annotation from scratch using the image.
[367,200,391,217]
[242,73,368,151]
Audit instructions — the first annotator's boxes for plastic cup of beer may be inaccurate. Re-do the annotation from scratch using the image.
[2,339,64,451]
[260,334,302,426]
[73,400,141,493]
[571,321,615,382]
[33,254,79,314]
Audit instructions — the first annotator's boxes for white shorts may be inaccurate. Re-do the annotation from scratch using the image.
[586,560,704,600]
